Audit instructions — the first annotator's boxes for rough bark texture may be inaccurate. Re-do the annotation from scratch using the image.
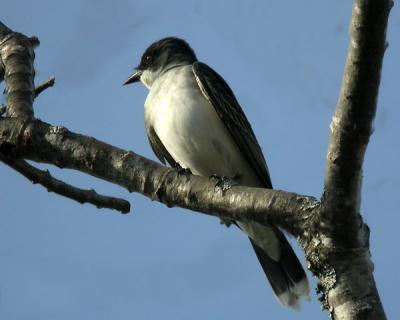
[0,22,36,119]
[0,0,392,318]
[0,116,318,234]
[0,154,130,213]
[318,1,392,318]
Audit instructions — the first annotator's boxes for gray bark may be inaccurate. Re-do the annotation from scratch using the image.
[0,116,318,234]
[319,1,392,318]
[0,0,392,318]
[0,154,130,213]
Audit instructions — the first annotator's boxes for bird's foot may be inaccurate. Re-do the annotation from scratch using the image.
[210,174,237,194]
[177,167,192,175]
[175,167,192,182]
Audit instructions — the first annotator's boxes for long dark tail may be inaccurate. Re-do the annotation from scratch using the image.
[249,233,309,309]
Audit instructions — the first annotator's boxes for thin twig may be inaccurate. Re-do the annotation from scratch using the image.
[34,77,55,98]
[0,154,131,214]
[0,77,56,115]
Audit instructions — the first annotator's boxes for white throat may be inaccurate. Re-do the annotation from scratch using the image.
[140,69,161,89]
[140,63,190,89]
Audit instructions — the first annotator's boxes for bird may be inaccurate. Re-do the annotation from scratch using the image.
[124,37,309,309]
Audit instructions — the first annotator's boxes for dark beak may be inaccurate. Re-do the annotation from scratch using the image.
[123,70,142,86]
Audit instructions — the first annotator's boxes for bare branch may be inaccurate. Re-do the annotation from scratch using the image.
[0,22,35,119]
[0,77,56,115]
[318,0,392,318]
[0,154,130,214]
[324,0,392,236]
[34,76,55,98]
[0,117,318,234]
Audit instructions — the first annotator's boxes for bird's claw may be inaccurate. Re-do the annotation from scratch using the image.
[211,174,237,194]
[177,167,192,175]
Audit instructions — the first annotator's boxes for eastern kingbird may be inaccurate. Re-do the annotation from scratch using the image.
[124,37,309,309]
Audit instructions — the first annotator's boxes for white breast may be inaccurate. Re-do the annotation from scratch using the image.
[144,65,259,184]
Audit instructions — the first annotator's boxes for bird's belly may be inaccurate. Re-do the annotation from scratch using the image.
[148,92,259,185]
[148,86,278,257]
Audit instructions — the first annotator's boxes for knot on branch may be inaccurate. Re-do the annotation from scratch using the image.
[49,125,69,135]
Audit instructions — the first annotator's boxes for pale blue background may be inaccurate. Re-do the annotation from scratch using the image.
[1,1,399,319]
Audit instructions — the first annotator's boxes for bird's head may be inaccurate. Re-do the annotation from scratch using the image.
[123,37,197,89]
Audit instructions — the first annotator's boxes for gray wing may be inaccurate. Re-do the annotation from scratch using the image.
[192,62,272,188]
[145,124,180,168]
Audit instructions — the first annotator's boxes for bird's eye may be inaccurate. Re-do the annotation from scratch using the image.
[146,55,150,61]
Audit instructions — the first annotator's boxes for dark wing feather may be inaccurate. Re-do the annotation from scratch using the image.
[146,125,180,168]
[192,62,272,188]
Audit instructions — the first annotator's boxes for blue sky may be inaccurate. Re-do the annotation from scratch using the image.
[1,1,399,319]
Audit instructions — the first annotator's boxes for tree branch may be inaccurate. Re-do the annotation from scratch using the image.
[0,78,55,115]
[318,0,392,318]
[0,154,130,213]
[323,0,392,241]
[34,76,55,98]
[0,116,319,235]
[0,22,36,119]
